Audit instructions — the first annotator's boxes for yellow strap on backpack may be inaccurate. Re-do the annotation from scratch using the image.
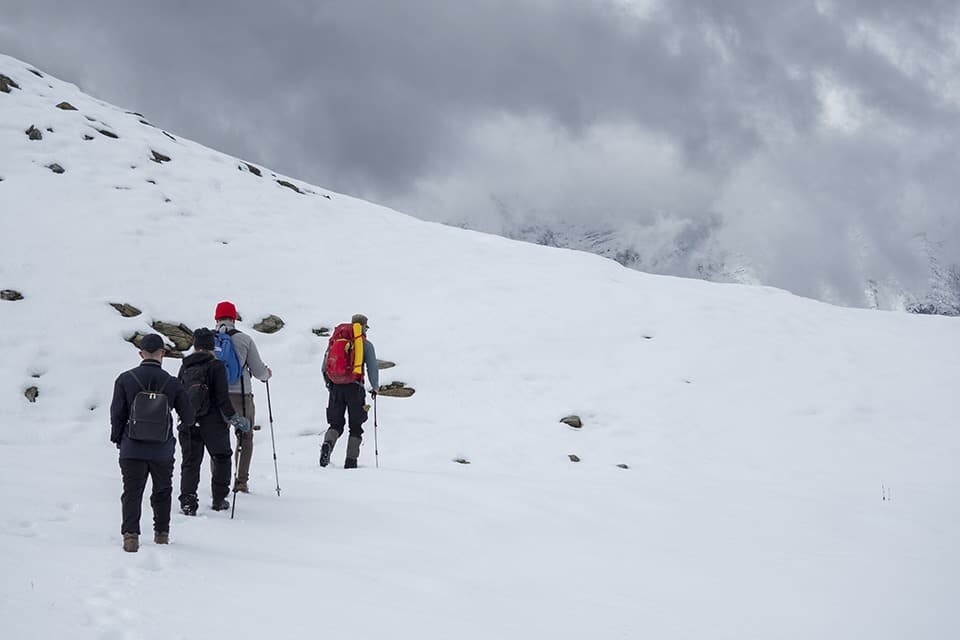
[351,322,364,378]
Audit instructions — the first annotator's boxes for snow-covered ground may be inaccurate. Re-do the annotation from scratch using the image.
[1,54,958,639]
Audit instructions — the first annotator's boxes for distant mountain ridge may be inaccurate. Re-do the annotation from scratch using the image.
[493,218,960,315]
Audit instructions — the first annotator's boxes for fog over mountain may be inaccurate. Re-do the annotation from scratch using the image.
[3,0,959,311]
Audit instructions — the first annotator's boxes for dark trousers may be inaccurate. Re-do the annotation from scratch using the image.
[326,383,367,438]
[119,458,174,535]
[179,424,232,505]
[230,393,255,483]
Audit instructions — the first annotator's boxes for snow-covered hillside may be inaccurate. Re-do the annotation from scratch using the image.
[1,54,958,640]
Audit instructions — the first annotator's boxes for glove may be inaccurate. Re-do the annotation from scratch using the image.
[229,415,251,433]
[370,389,378,398]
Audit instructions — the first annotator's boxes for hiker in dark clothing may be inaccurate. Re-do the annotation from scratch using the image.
[177,328,251,515]
[110,333,194,552]
[320,314,379,469]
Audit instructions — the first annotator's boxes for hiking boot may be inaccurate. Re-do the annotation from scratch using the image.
[319,441,332,467]
[122,533,139,553]
[233,480,249,493]
[344,457,358,469]
[180,502,198,516]
[211,498,230,511]
[154,531,169,545]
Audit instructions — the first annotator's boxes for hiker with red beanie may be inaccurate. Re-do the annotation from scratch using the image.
[213,301,272,492]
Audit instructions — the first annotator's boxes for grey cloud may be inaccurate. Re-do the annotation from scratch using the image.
[2,0,959,308]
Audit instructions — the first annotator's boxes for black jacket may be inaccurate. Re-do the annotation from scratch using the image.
[110,359,194,460]
[177,351,237,427]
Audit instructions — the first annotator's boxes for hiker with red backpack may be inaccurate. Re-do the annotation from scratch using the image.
[212,301,272,493]
[320,314,379,469]
[109,333,194,552]
[177,328,251,515]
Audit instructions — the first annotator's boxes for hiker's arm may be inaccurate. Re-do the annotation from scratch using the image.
[244,339,271,381]
[364,340,379,391]
[172,379,196,428]
[109,377,127,444]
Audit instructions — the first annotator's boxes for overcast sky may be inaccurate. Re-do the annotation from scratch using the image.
[3,0,959,306]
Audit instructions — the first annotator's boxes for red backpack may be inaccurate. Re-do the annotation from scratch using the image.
[325,322,365,384]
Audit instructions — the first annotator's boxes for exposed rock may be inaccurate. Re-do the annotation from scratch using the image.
[253,314,285,334]
[616,463,630,470]
[150,150,171,163]
[322,194,332,200]
[312,327,331,337]
[162,131,176,141]
[377,360,396,370]
[126,110,145,117]
[139,120,153,126]
[25,125,42,140]
[276,179,302,194]
[1,289,24,301]
[47,163,65,174]
[568,454,581,462]
[146,179,156,184]
[55,101,77,110]
[453,458,470,465]
[28,69,43,78]
[45,127,53,132]
[83,134,94,141]
[378,381,415,398]
[109,302,142,317]
[150,320,194,350]
[0,74,21,92]
[24,386,39,403]
[97,129,118,139]
[125,332,182,357]
[560,415,583,429]
[241,162,262,177]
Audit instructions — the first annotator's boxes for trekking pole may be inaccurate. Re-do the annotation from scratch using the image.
[266,381,281,496]
[232,374,247,520]
[230,432,242,520]
[373,395,379,469]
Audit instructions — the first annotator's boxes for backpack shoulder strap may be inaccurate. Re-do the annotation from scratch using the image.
[128,370,146,392]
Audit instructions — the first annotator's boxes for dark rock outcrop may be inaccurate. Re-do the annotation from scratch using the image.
[55,101,77,110]
[378,381,415,398]
[109,302,142,317]
[150,150,171,163]
[25,125,42,140]
[253,315,285,334]
[276,179,302,194]
[1,74,21,92]
[560,415,582,429]
[1,289,24,301]
[150,321,194,351]
[47,163,65,174]
[24,386,39,403]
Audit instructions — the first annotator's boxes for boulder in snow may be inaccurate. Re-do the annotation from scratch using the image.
[109,302,142,318]
[560,415,582,429]
[1,289,24,301]
[47,163,65,174]
[25,125,42,140]
[55,101,77,110]
[0,74,20,92]
[24,386,39,403]
[150,321,193,351]
[253,315,285,334]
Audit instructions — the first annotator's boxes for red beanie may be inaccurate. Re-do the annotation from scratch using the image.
[215,301,238,320]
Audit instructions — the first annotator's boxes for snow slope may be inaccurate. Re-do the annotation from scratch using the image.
[1,54,958,640]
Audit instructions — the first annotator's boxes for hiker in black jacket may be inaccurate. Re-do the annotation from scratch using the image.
[110,333,194,552]
[177,328,250,515]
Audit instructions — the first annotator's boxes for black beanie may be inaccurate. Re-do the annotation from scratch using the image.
[193,327,215,351]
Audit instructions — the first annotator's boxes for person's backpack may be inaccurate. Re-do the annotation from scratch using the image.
[325,322,365,384]
[214,329,242,385]
[179,360,211,422]
[126,372,171,442]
